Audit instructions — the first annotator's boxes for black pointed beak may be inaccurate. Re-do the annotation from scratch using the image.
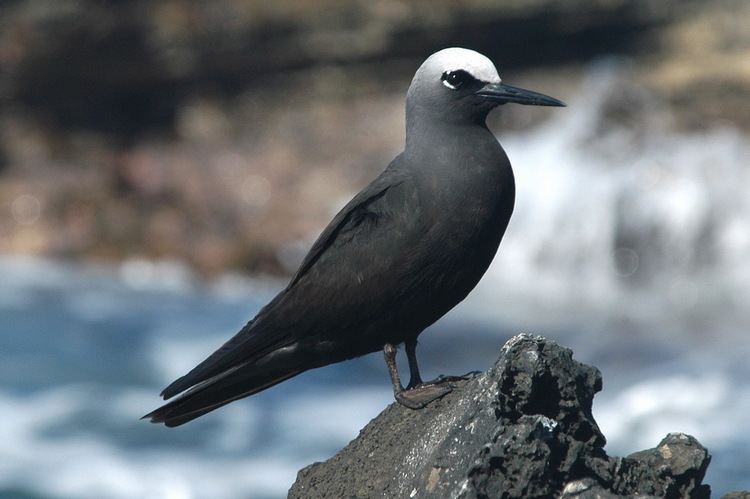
[476,82,566,107]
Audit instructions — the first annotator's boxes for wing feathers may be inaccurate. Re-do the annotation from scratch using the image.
[158,171,406,402]
[145,363,302,427]
[148,166,412,424]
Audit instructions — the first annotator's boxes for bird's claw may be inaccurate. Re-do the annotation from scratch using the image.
[396,383,452,409]
[400,371,479,403]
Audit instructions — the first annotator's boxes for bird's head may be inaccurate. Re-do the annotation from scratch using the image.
[406,47,565,126]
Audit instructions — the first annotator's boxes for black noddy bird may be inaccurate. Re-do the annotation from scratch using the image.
[144,47,564,427]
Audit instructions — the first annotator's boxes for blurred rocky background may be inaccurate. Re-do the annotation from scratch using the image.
[0,0,748,275]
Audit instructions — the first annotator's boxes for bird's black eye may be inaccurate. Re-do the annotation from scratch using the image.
[441,70,473,90]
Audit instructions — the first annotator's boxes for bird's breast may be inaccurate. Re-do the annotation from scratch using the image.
[408,138,515,297]
[424,137,514,241]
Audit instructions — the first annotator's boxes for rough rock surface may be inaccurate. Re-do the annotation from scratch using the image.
[289,334,723,499]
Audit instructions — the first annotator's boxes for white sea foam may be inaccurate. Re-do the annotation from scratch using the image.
[485,64,750,320]
[119,258,195,293]
[274,387,393,447]
[0,387,308,499]
[594,374,739,452]
[148,330,232,383]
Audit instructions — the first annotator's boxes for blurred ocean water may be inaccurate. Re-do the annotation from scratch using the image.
[2,66,750,498]
[0,256,396,499]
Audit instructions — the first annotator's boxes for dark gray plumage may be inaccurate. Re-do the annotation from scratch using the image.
[144,47,564,426]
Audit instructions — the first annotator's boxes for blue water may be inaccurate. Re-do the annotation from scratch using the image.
[0,257,522,498]
[1,255,748,498]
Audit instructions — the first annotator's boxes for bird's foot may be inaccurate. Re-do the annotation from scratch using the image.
[395,383,452,410]
[396,371,479,408]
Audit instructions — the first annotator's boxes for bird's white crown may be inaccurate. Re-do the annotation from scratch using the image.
[419,47,501,84]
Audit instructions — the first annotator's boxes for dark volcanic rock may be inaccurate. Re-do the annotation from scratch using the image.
[289,334,716,499]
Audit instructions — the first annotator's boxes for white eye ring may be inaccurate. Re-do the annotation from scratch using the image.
[442,79,459,90]
[441,70,473,91]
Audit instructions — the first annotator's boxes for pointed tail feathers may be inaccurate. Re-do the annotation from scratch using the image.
[158,319,263,400]
[143,363,302,427]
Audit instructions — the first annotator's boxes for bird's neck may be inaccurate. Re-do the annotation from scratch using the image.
[404,118,495,161]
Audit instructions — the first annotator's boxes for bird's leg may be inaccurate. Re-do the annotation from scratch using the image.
[384,343,405,394]
[405,338,423,389]
[383,342,451,410]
